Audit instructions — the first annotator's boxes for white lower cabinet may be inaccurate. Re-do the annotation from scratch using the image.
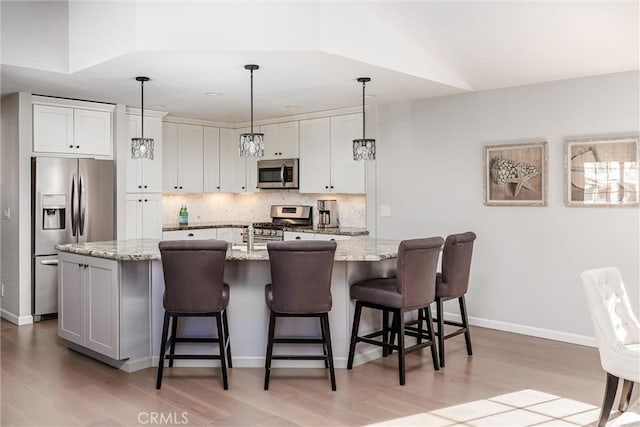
[125,193,163,240]
[59,253,119,359]
[217,227,244,244]
[162,228,218,241]
[283,231,351,241]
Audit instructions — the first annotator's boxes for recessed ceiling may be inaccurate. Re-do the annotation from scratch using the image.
[1,1,637,123]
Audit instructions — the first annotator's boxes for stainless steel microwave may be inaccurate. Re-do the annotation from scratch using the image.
[257,158,299,189]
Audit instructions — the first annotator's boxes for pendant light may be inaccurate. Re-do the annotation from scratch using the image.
[131,76,154,160]
[353,77,376,161]
[239,64,264,157]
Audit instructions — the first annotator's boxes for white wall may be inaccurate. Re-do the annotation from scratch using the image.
[1,93,33,324]
[374,71,639,343]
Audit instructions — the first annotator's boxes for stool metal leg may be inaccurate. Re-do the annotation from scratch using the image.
[382,310,390,357]
[215,312,229,390]
[222,309,233,368]
[459,296,473,356]
[156,312,171,389]
[436,298,445,367]
[397,309,406,386]
[321,313,337,391]
[417,308,424,345]
[264,311,276,390]
[425,306,439,371]
[168,316,178,368]
[320,317,329,369]
[347,301,363,369]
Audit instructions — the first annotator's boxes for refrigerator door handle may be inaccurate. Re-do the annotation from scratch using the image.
[40,259,59,266]
[79,172,86,236]
[71,173,77,237]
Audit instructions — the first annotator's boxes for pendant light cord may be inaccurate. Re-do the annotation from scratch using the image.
[140,79,144,139]
[250,69,254,135]
[361,80,366,139]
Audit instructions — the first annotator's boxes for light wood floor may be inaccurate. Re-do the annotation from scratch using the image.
[0,318,630,426]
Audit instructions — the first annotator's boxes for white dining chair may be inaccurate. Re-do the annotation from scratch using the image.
[581,267,640,427]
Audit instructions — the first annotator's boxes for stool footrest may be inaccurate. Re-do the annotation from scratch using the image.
[273,338,324,344]
[171,337,220,343]
[271,355,328,361]
[165,354,222,360]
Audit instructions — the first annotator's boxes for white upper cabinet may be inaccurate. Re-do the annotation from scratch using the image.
[299,114,364,194]
[261,121,299,160]
[33,104,74,153]
[33,102,112,157]
[126,114,163,193]
[73,109,112,157]
[219,127,258,193]
[163,123,204,193]
[299,117,331,193]
[330,113,365,194]
[203,126,221,192]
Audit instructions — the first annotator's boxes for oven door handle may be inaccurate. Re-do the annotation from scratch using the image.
[280,163,285,186]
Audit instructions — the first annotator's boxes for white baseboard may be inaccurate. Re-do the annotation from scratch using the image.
[444,311,597,348]
[1,309,33,325]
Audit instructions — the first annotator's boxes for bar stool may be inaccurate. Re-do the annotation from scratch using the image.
[264,240,337,391]
[432,232,476,367]
[157,240,232,390]
[347,237,443,385]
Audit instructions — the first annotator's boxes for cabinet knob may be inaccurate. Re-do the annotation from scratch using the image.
[242,186,245,190]
[144,199,148,202]
[295,236,301,240]
[144,185,147,189]
[174,186,178,189]
[330,186,334,189]
[138,199,142,202]
[76,145,80,149]
[216,186,220,190]
[188,233,194,237]
[69,145,74,148]
[179,186,183,189]
[325,186,329,189]
[138,185,142,189]
[330,239,336,241]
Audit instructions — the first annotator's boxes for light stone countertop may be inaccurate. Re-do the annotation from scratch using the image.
[162,222,368,237]
[55,238,401,262]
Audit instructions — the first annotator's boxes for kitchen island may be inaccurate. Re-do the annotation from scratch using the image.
[55,239,400,372]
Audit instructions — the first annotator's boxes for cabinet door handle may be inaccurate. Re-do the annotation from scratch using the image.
[330,239,336,241]
[295,236,301,240]
[188,233,194,237]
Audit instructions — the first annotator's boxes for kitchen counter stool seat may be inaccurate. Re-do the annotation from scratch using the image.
[264,240,337,391]
[157,240,233,390]
[347,237,444,386]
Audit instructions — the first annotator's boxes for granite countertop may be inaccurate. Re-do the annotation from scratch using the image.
[284,227,369,236]
[163,222,368,237]
[55,238,400,262]
[162,221,250,232]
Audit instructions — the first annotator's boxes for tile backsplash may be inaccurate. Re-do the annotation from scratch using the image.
[163,192,366,228]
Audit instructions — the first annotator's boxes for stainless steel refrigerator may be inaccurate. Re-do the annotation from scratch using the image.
[31,157,115,320]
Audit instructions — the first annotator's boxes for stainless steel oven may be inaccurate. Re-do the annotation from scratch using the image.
[257,158,299,189]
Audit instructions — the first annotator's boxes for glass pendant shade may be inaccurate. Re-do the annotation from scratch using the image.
[353,77,376,161]
[131,76,154,160]
[240,64,263,157]
[239,132,265,157]
[353,138,376,161]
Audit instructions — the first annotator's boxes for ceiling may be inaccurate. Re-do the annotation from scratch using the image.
[1,1,637,123]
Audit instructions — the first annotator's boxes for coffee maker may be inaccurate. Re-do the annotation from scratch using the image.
[317,200,339,228]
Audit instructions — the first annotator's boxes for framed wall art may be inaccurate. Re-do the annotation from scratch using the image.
[483,141,548,206]
[565,136,639,207]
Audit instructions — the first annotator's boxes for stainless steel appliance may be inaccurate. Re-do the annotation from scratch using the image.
[317,199,339,228]
[31,157,115,320]
[257,158,299,189]
[243,205,312,242]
